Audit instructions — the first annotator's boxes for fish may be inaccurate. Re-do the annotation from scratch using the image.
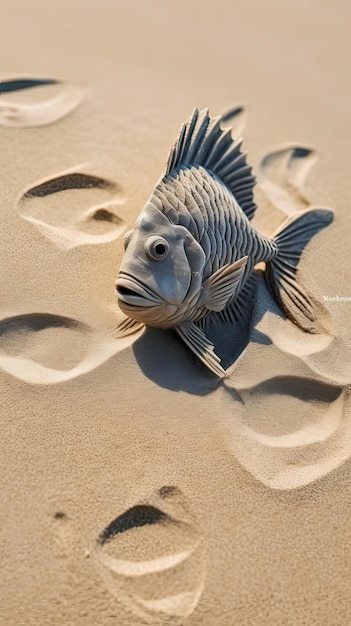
[115,108,333,377]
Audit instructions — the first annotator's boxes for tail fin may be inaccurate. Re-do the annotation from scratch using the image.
[265,207,333,331]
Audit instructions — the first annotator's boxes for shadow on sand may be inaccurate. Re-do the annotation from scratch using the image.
[132,272,278,393]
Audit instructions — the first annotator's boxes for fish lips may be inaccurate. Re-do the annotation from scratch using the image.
[115,273,162,309]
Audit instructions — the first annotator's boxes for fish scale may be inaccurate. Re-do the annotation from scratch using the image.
[194,176,210,233]
[204,174,227,264]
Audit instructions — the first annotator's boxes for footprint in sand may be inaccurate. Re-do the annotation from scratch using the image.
[254,143,326,235]
[19,170,127,249]
[0,77,87,127]
[253,288,351,386]
[219,372,351,491]
[258,144,319,213]
[0,313,138,385]
[94,486,206,624]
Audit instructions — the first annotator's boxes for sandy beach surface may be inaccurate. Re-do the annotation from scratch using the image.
[1,1,351,624]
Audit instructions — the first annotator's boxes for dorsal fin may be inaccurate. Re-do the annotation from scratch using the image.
[164,108,257,220]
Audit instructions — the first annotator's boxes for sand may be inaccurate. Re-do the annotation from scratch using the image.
[1,1,351,624]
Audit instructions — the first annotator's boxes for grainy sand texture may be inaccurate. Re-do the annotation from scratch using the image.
[1,1,351,624]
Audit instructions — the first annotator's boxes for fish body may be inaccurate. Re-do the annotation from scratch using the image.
[116,109,333,377]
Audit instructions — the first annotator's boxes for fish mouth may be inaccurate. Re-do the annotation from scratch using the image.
[116,273,161,308]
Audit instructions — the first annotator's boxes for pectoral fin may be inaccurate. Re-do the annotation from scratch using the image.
[176,321,226,378]
[202,256,248,312]
[115,316,145,337]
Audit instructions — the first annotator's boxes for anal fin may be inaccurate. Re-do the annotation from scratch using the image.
[176,321,226,378]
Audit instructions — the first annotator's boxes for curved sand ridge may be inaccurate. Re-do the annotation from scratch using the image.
[0,312,142,384]
[19,167,128,249]
[0,77,87,127]
[219,367,350,491]
[94,486,206,624]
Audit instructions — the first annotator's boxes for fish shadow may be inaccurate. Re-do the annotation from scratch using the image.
[132,273,274,393]
[132,327,220,395]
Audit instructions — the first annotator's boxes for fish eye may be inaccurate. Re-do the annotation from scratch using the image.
[145,236,170,261]
[123,229,134,250]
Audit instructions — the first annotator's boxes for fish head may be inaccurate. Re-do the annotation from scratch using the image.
[116,203,206,326]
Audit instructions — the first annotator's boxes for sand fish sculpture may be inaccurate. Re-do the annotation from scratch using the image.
[115,108,333,377]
